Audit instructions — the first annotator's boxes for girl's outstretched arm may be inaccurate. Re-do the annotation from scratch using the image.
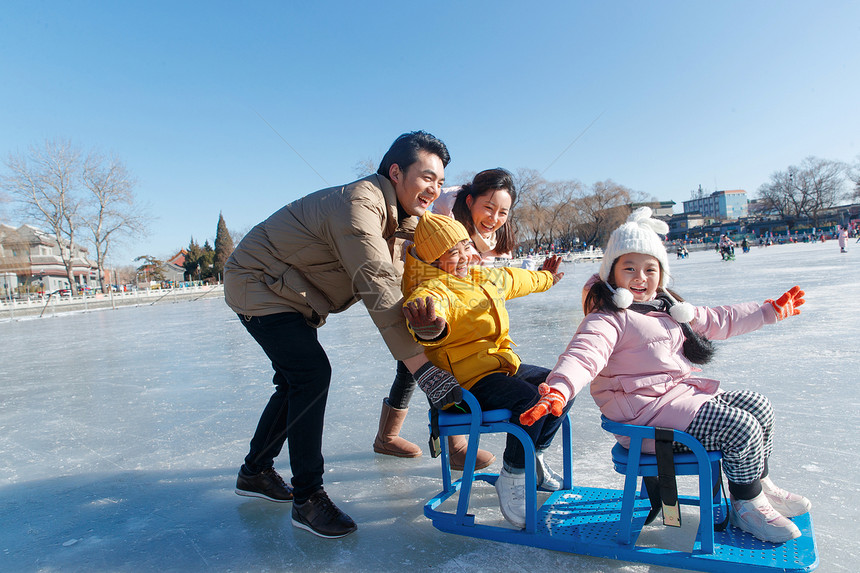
[766,285,805,320]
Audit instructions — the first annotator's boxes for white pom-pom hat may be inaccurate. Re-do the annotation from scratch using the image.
[599,206,670,286]
[598,207,695,319]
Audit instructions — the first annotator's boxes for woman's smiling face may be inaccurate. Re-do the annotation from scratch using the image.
[465,189,511,238]
[612,252,661,302]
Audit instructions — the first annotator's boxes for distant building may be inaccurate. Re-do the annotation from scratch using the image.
[0,223,100,296]
[667,212,705,239]
[631,200,676,219]
[683,189,748,220]
[164,250,188,283]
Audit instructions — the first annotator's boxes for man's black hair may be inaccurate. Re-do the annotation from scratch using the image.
[377,131,450,180]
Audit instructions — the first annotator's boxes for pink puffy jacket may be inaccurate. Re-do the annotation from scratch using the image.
[546,301,778,448]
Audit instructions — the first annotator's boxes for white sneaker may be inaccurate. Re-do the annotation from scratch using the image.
[761,476,811,517]
[495,468,526,528]
[730,492,801,543]
[536,452,562,491]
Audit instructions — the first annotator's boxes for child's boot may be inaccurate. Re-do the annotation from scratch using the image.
[536,451,563,491]
[448,435,495,471]
[761,476,812,517]
[495,467,526,528]
[729,492,801,543]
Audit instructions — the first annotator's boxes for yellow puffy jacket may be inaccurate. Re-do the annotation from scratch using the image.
[402,249,554,389]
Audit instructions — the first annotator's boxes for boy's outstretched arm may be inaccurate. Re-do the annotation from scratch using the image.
[539,255,564,285]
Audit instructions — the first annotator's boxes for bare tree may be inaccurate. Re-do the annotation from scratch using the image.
[849,155,860,201]
[352,157,377,178]
[799,157,845,227]
[757,157,846,229]
[574,180,633,247]
[512,169,552,249]
[81,152,149,292]
[512,170,632,251]
[2,139,84,293]
[112,264,138,286]
[542,180,581,249]
[0,188,10,220]
[2,140,149,294]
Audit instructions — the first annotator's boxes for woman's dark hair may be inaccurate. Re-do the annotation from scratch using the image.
[451,168,517,254]
[377,131,450,180]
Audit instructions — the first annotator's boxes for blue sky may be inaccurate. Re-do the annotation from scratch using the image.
[2,1,858,266]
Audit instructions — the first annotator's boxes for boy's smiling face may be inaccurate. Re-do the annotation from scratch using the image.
[612,252,661,302]
[432,239,472,278]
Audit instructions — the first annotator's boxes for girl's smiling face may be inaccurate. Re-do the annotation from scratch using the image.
[612,252,661,302]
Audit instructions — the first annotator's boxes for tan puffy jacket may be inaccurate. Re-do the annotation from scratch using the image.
[224,174,424,361]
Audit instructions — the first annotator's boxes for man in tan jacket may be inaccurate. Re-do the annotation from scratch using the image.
[224,131,462,538]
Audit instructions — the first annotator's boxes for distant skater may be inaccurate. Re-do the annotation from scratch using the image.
[837,226,847,253]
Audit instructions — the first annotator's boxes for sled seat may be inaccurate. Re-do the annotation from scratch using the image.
[427,389,573,534]
[601,415,724,554]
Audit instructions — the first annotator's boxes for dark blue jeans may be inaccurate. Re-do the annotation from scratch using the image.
[468,363,574,470]
[239,312,331,502]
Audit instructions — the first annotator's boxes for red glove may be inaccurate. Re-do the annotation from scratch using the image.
[766,285,805,320]
[519,383,566,426]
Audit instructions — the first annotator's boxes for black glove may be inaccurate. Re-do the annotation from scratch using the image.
[414,362,463,409]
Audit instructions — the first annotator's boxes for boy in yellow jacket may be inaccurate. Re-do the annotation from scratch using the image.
[402,212,569,528]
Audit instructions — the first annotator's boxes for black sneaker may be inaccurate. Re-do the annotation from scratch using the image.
[235,466,294,502]
[291,489,357,538]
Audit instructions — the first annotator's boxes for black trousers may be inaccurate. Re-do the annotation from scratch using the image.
[239,312,331,502]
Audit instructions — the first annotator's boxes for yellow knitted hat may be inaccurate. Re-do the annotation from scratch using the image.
[414,212,470,262]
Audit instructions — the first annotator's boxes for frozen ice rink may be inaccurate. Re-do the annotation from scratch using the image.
[1,240,857,572]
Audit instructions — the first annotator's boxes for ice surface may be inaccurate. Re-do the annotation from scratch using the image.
[1,240,857,572]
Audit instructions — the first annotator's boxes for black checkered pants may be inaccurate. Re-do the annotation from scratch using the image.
[680,390,774,485]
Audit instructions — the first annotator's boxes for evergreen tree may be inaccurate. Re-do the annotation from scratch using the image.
[213,212,234,281]
[134,255,166,283]
[183,237,204,281]
[201,240,216,279]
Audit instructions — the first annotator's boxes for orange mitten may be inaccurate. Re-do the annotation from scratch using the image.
[766,285,805,320]
[519,383,566,426]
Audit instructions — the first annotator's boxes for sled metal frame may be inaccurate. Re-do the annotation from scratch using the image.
[601,415,725,553]
[424,390,818,572]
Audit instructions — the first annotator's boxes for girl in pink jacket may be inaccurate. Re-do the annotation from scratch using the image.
[521,207,811,545]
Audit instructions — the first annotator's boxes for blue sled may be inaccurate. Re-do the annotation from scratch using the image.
[425,391,818,572]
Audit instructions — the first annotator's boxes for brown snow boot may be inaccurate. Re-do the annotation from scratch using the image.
[373,399,422,458]
[448,434,495,471]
